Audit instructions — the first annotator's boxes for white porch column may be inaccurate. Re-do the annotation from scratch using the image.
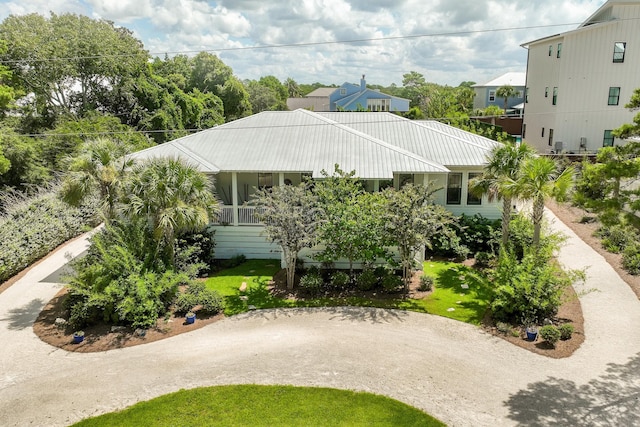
[373,180,379,192]
[279,173,285,186]
[232,172,239,226]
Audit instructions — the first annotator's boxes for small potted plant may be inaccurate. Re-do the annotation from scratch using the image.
[73,331,85,344]
[185,312,196,325]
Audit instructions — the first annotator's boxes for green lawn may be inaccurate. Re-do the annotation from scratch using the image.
[205,259,493,324]
[72,385,445,427]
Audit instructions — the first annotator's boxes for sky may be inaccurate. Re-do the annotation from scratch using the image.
[0,0,608,87]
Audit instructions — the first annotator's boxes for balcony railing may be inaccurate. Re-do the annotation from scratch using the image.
[214,205,265,225]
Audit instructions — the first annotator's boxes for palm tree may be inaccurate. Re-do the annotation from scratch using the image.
[470,141,536,248]
[496,85,517,115]
[120,157,218,266]
[511,156,574,248]
[60,138,132,222]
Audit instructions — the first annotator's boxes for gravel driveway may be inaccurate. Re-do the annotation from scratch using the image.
[1,211,640,427]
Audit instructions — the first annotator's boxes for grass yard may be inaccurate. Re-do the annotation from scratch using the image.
[205,259,493,324]
[72,385,445,426]
[420,260,494,325]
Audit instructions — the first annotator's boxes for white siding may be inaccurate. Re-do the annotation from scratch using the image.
[212,225,281,259]
[523,3,640,152]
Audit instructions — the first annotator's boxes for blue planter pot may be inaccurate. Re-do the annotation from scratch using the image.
[526,328,538,341]
[186,313,196,324]
[73,334,85,344]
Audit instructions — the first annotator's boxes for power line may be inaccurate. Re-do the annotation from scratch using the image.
[0,21,595,65]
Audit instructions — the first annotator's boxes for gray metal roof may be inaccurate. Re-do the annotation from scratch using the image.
[317,113,500,167]
[130,109,455,179]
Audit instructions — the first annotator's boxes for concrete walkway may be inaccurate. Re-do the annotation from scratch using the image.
[1,212,640,427]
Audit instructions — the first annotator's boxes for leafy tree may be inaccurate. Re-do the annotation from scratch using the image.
[470,142,536,248]
[0,124,49,192]
[60,138,134,221]
[574,143,640,225]
[218,77,252,120]
[613,87,640,139]
[496,85,517,114]
[0,13,148,119]
[482,105,504,117]
[188,52,234,94]
[382,184,456,289]
[0,39,21,114]
[511,157,574,248]
[258,76,288,109]
[119,158,218,266]
[314,165,388,275]
[245,80,281,113]
[253,183,319,289]
[285,77,302,98]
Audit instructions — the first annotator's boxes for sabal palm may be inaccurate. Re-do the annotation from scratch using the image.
[121,157,217,266]
[496,85,517,114]
[511,156,574,248]
[61,138,132,221]
[471,141,536,247]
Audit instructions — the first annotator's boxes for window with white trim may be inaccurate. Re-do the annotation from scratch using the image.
[446,173,462,205]
[367,98,390,112]
[488,90,496,102]
[467,173,482,205]
[613,42,626,63]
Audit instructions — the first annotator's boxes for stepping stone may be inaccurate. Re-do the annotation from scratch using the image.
[54,318,67,328]
[110,325,126,333]
[248,305,257,310]
[447,308,455,312]
[461,284,469,289]
[239,282,247,292]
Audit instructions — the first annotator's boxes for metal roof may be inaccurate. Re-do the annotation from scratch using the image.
[317,113,500,167]
[130,109,460,179]
[473,72,526,88]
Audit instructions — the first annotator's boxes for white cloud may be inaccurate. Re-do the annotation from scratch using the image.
[0,0,608,86]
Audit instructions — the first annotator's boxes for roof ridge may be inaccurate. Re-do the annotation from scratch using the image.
[415,120,496,151]
[299,110,448,172]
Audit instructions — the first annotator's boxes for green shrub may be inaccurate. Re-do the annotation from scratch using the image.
[174,227,216,277]
[474,251,494,268]
[0,188,99,282]
[598,224,633,253]
[356,269,378,291]
[330,271,350,288]
[496,321,511,334]
[175,281,224,314]
[299,270,324,294]
[622,242,640,275]
[539,325,561,347]
[381,274,402,292]
[418,275,434,291]
[491,250,579,324]
[558,323,574,340]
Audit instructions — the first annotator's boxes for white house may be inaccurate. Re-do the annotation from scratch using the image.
[130,109,501,261]
[521,0,640,153]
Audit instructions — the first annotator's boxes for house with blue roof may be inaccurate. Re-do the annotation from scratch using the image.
[287,75,410,112]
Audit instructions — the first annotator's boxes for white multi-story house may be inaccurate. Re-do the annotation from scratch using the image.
[521,0,640,153]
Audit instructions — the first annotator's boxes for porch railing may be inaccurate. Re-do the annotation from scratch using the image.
[214,205,265,225]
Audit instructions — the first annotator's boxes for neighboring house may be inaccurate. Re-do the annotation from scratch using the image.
[521,0,640,153]
[472,72,526,112]
[130,109,500,261]
[286,75,410,112]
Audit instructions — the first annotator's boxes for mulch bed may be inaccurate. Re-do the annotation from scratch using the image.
[14,200,640,356]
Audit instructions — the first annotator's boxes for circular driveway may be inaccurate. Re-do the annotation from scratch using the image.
[1,212,640,427]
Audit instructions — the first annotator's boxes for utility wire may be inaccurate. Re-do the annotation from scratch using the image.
[0,20,613,64]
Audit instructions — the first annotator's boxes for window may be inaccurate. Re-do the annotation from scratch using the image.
[467,173,482,205]
[545,87,549,98]
[340,88,346,95]
[446,173,462,205]
[522,123,526,139]
[525,87,529,103]
[608,87,621,105]
[542,127,545,138]
[552,87,558,105]
[613,42,626,63]
[367,98,390,112]
[258,173,273,189]
[549,45,553,56]
[548,129,554,147]
[399,174,414,187]
[488,90,496,102]
[557,43,562,58]
[603,130,614,147]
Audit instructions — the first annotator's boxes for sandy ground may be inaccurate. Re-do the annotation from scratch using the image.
[1,207,640,426]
